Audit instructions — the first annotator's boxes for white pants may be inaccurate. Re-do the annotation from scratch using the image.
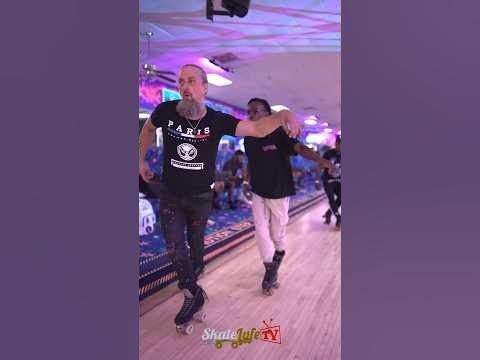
[251,193,290,263]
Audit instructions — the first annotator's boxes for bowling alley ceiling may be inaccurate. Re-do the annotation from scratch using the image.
[140,0,341,129]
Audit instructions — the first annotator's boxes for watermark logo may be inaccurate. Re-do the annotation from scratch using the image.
[259,319,281,344]
[201,319,281,349]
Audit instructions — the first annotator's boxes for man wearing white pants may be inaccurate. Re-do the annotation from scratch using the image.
[251,194,289,264]
[244,98,333,295]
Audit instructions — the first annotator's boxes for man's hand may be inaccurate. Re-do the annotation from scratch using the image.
[242,180,251,192]
[140,161,154,183]
[318,159,335,171]
[280,110,301,138]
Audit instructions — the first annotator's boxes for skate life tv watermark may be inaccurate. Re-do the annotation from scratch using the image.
[201,319,281,349]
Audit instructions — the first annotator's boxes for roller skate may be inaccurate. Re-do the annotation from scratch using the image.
[174,286,208,335]
[262,262,279,296]
[323,210,332,225]
[273,250,285,270]
[335,214,341,228]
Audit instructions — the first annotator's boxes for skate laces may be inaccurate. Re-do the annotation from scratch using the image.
[178,290,195,317]
[200,287,209,302]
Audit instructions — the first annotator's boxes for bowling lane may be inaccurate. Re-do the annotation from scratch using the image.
[140,199,340,360]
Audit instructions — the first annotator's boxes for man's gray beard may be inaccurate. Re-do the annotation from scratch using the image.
[176,98,205,119]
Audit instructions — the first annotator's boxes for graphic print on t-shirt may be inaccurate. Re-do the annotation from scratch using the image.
[172,142,204,170]
[177,143,197,161]
[166,120,210,139]
[262,144,278,152]
[166,119,211,171]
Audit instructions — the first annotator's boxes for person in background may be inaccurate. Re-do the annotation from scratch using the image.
[243,97,333,295]
[322,135,341,227]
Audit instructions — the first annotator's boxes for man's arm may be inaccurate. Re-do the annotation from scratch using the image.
[235,110,301,138]
[242,164,251,190]
[293,143,334,170]
[139,119,157,181]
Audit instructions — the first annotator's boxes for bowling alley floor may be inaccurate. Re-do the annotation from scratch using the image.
[139,199,341,360]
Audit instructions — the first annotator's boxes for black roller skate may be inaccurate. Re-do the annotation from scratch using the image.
[273,250,285,270]
[265,250,286,296]
[323,210,332,225]
[262,262,279,296]
[335,214,341,228]
[174,286,208,335]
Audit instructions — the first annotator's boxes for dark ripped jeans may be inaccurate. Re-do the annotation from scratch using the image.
[158,184,213,290]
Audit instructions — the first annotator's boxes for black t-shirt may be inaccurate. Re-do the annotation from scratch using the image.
[244,127,298,199]
[150,100,240,195]
[322,148,341,182]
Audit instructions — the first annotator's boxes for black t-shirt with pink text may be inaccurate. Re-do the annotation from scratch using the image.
[244,128,299,199]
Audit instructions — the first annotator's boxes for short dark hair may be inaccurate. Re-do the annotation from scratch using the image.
[247,98,272,115]
[234,150,244,156]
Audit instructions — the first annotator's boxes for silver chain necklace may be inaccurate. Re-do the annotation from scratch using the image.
[186,117,203,132]
[185,108,207,131]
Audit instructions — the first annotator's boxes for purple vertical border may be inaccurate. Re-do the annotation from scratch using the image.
[2,1,480,359]
[343,0,480,359]
[0,1,138,359]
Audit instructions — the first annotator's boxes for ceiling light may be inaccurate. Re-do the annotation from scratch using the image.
[201,57,224,71]
[207,73,232,86]
[306,133,328,144]
[271,105,290,112]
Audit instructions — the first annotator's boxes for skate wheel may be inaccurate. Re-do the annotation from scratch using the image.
[193,311,207,322]
[176,323,194,335]
[262,288,274,296]
[185,324,194,335]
